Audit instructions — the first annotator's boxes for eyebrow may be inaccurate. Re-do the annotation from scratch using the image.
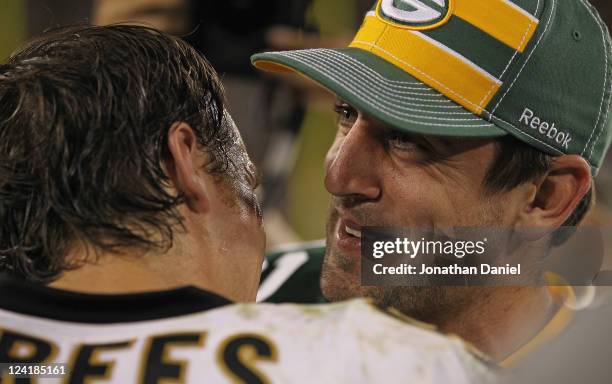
[433,136,453,148]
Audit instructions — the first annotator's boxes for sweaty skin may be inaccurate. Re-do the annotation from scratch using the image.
[321,101,558,361]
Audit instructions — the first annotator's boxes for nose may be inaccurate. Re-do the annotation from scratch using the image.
[324,119,382,201]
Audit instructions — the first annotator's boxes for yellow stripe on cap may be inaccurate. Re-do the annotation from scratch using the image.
[350,15,501,115]
[455,0,539,52]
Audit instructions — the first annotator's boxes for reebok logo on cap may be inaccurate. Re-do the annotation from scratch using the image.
[519,108,572,149]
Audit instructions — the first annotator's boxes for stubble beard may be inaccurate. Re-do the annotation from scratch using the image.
[321,243,463,324]
[321,199,504,326]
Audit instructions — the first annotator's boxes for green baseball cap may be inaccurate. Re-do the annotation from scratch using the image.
[252,0,612,175]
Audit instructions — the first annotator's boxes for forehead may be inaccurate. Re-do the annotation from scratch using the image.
[222,109,240,135]
[221,109,258,173]
[222,109,249,153]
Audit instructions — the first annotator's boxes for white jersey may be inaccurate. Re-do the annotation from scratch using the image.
[0,278,492,383]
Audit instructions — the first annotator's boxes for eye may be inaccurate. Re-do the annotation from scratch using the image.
[387,131,426,152]
[333,102,358,128]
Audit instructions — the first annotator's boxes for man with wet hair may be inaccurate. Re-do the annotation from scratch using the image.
[0,25,489,383]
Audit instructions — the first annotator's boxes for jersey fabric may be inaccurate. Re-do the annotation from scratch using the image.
[0,276,493,383]
[257,241,578,311]
[258,240,327,304]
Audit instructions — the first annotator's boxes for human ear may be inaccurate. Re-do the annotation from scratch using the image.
[162,122,209,213]
[517,155,591,230]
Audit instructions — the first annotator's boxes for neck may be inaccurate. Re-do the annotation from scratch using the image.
[49,242,229,299]
[439,286,556,362]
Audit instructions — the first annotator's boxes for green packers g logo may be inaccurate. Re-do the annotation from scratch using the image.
[377,0,454,30]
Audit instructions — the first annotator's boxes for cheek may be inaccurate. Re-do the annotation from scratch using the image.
[385,180,451,225]
[229,177,261,220]
[434,185,493,225]
[213,181,261,233]
[432,187,506,226]
[382,169,486,226]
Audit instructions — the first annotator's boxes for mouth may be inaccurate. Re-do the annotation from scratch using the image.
[344,224,362,238]
[335,217,363,255]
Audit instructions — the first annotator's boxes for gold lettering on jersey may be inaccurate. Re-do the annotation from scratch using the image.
[0,328,58,384]
[67,340,134,384]
[139,332,206,384]
[217,333,277,384]
[0,330,281,382]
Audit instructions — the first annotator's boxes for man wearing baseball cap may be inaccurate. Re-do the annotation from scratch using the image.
[253,0,612,364]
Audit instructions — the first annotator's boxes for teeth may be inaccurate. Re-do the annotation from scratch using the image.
[345,225,362,238]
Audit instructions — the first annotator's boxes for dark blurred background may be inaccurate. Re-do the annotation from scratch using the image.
[1,0,612,261]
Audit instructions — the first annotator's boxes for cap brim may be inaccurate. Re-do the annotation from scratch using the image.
[252,47,506,137]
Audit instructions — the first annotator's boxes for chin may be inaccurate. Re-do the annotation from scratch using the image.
[321,257,361,303]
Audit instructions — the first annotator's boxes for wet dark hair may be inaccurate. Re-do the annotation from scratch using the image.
[484,135,593,228]
[0,25,241,282]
